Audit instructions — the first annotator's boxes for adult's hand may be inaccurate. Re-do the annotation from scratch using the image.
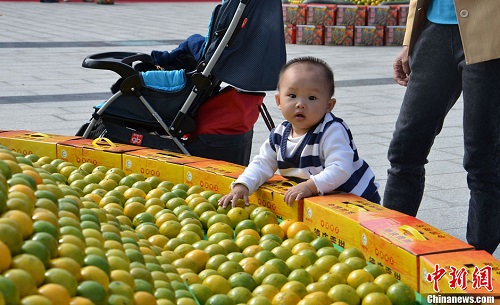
[393,45,410,86]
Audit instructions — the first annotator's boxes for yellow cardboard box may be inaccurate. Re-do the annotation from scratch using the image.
[0,130,81,159]
[183,160,284,204]
[360,216,474,291]
[253,180,303,221]
[303,193,405,249]
[420,250,500,299]
[122,149,209,184]
[57,138,142,168]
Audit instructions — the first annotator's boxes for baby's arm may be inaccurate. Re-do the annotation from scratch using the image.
[218,139,278,209]
[283,179,318,206]
[218,184,250,208]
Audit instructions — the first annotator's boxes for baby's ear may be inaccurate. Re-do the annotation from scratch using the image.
[275,93,281,109]
[327,98,336,111]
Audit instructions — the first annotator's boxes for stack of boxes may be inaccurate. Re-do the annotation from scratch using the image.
[283,3,409,46]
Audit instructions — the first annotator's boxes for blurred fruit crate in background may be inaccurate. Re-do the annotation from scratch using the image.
[282,2,408,46]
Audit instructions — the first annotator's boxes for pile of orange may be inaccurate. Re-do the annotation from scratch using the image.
[0,145,416,305]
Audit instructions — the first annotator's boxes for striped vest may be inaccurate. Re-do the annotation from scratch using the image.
[269,113,378,199]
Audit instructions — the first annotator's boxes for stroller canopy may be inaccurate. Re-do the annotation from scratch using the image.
[203,0,287,91]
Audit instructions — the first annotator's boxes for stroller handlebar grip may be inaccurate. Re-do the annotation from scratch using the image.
[82,52,152,79]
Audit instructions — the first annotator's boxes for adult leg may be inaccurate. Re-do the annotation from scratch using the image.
[462,58,500,254]
[383,21,462,216]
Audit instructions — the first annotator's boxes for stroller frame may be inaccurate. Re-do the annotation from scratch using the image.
[82,0,249,156]
[79,0,286,165]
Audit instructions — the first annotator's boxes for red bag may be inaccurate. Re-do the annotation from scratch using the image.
[193,86,265,135]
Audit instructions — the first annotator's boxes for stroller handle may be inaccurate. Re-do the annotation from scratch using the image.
[82,52,153,79]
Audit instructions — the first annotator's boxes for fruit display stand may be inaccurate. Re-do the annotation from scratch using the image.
[0,130,498,305]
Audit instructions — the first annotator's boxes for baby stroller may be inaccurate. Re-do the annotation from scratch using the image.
[77,0,286,166]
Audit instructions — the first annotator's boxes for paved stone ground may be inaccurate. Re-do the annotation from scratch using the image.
[0,1,498,260]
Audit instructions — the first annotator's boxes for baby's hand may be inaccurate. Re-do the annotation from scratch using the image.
[283,179,317,206]
[218,184,250,208]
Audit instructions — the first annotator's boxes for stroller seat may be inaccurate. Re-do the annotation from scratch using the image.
[78,0,286,166]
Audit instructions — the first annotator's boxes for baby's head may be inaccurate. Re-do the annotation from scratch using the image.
[276,57,336,136]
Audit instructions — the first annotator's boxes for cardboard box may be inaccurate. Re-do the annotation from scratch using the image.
[398,4,409,25]
[385,25,406,46]
[336,5,367,26]
[284,23,297,44]
[0,130,81,159]
[303,193,405,249]
[306,4,336,26]
[57,138,142,169]
[360,216,474,291]
[296,25,324,45]
[122,148,209,184]
[325,25,354,46]
[253,180,304,221]
[420,250,500,298]
[354,26,385,46]
[367,5,398,26]
[282,4,307,25]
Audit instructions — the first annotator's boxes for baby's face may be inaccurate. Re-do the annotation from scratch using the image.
[276,63,335,137]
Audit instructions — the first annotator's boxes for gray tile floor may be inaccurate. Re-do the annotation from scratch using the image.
[0,1,498,260]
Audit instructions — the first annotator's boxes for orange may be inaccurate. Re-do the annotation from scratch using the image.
[11,253,45,286]
[236,227,261,241]
[253,211,279,230]
[252,284,280,301]
[248,296,273,305]
[302,291,332,305]
[286,255,312,271]
[280,280,308,299]
[286,222,310,239]
[226,207,249,228]
[346,269,374,289]
[260,224,285,240]
[184,249,210,272]
[3,268,37,298]
[0,241,12,272]
[134,291,157,305]
[227,286,253,304]
[38,283,72,305]
[20,295,53,305]
[124,187,147,200]
[243,245,265,257]
[80,265,110,290]
[327,284,360,305]
[239,257,262,275]
[355,282,385,299]
[272,290,301,305]
[385,282,416,305]
[202,274,231,295]
[0,222,23,255]
[207,222,233,239]
[373,274,399,292]
[253,264,280,286]
[158,220,182,239]
[110,270,136,290]
[76,280,108,305]
[44,267,78,297]
[287,268,313,287]
[123,201,147,221]
[49,257,82,280]
[338,247,366,262]
[0,275,20,305]
[69,296,95,305]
